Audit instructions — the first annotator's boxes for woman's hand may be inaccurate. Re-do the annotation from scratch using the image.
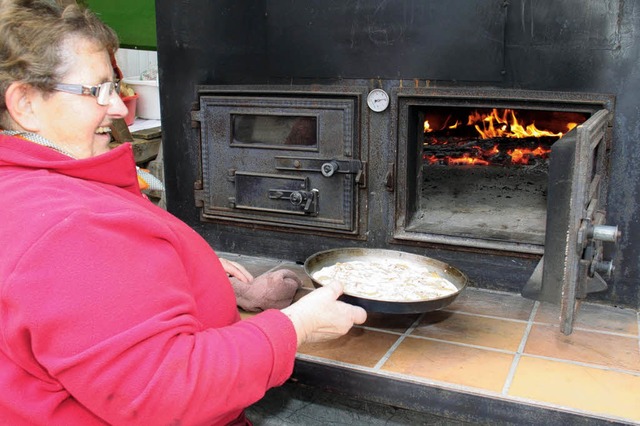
[281,280,367,347]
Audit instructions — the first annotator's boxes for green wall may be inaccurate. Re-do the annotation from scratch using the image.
[84,0,156,50]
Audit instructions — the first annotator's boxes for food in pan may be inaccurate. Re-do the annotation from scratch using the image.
[311,258,458,302]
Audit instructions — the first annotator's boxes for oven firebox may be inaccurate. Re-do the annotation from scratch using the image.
[416,105,585,247]
[393,89,613,255]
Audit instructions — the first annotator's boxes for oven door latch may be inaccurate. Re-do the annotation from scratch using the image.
[268,188,319,214]
[274,156,366,188]
[225,172,320,216]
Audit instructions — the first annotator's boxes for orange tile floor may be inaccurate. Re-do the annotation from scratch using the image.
[228,253,640,424]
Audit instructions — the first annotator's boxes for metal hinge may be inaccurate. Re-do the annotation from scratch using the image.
[190,108,203,129]
[194,179,205,207]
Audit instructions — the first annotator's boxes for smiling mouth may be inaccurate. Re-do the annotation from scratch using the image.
[96,126,111,135]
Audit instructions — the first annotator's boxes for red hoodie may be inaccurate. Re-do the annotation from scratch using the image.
[0,134,297,425]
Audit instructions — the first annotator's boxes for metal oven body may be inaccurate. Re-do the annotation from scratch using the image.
[156,0,639,311]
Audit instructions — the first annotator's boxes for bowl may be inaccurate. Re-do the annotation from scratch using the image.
[121,77,160,120]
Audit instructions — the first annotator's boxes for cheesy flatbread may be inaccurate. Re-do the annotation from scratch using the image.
[311,258,458,302]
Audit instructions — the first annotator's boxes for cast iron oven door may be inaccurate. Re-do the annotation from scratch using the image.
[522,109,620,334]
[192,89,364,234]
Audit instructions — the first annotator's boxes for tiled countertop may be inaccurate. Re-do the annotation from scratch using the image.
[225,252,640,424]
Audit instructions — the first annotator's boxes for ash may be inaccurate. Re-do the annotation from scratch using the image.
[409,164,548,245]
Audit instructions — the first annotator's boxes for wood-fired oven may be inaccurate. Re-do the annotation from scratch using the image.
[156,1,639,328]
[188,83,620,333]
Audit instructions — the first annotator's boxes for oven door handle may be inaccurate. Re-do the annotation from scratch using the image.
[274,156,366,187]
[268,188,319,214]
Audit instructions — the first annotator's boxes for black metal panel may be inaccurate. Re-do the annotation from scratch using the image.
[503,0,623,92]
[265,0,506,81]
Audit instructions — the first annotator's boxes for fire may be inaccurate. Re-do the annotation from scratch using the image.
[423,152,491,166]
[424,115,461,133]
[448,155,489,165]
[422,108,575,166]
[507,147,551,164]
[471,108,564,139]
[424,108,568,139]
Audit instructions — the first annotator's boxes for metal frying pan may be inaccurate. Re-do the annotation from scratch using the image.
[304,248,468,314]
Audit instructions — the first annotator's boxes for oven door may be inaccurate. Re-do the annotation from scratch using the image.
[192,89,364,235]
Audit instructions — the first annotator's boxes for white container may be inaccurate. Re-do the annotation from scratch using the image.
[122,77,161,120]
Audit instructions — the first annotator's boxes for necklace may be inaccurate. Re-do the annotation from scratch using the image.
[1,129,163,191]
[1,130,77,159]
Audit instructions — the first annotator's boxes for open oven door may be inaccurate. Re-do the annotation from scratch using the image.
[522,109,620,334]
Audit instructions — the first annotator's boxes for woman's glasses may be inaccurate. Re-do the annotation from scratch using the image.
[54,81,120,106]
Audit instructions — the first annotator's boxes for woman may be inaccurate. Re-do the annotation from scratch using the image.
[0,1,367,425]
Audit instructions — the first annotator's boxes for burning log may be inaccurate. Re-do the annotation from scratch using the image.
[423,136,557,166]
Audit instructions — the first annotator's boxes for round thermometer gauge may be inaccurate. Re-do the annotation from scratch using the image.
[367,89,390,112]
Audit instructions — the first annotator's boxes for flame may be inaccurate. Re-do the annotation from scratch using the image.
[507,146,551,164]
[423,152,491,166]
[425,143,552,166]
[449,155,489,165]
[471,108,564,139]
[422,108,579,166]
[425,108,567,139]
[424,115,461,133]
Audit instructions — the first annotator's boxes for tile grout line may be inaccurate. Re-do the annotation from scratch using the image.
[501,300,539,395]
[441,309,530,324]
[371,313,426,371]
[560,324,638,338]
[522,352,640,377]
[399,332,519,354]
[441,308,637,338]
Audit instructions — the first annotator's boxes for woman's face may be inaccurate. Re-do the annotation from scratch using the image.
[33,36,128,159]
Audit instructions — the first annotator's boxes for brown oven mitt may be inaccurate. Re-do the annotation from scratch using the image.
[230,269,302,312]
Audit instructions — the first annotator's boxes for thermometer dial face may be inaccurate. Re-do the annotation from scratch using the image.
[367,89,390,112]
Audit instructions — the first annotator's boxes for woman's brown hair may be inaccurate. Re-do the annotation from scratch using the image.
[0,0,119,126]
